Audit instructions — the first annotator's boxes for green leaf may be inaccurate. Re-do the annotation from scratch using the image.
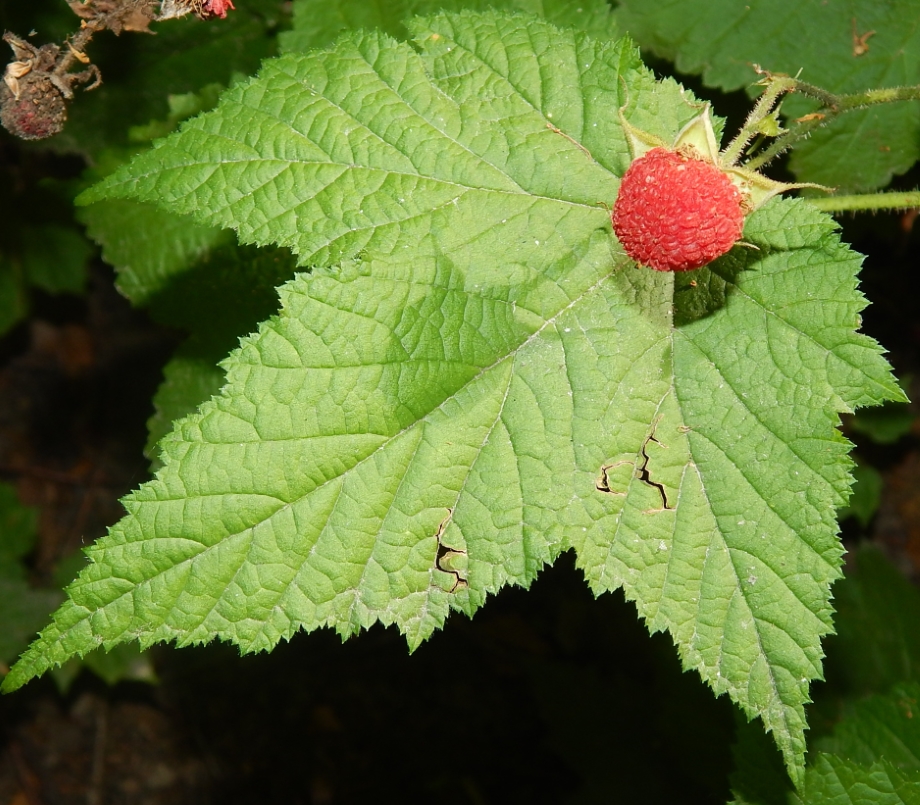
[824,544,920,695]
[791,754,920,805]
[78,199,232,306]
[0,483,38,576]
[280,0,618,54]
[0,484,63,667]
[77,13,682,266]
[615,0,920,192]
[815,682,920,770]
[19,224,91,294]
[15,12,903,785]
[837,460,882,528]
[0,254,26,336]
[140,242,298,460]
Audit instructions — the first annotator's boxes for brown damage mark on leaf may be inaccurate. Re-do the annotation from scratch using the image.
[595,460,632,495]
[433,509,468,593]
[637,426,674,511]
[595,421,676,511]
[794,112,825,124]
[851,19,876,57]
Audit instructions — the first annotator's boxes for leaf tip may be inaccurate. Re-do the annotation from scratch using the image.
[74,184,107,208]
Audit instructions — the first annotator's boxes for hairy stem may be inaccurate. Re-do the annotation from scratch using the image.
[55,18,104,79]
[721,75,796,167]
[741,77,920,172]
[804,191,920,213]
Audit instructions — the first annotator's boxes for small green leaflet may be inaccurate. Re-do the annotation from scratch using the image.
[9,11,903,786]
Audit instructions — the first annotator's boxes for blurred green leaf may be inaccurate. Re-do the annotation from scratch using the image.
[0,577,64,669]
[79,200,232,306]
[82,642,158,686]
[825,544,920,696]
[815,682,920,770]
[0,255,26,335]
[20,224,91,294]
[615,0,920,191]
[791,754,920,805]
[0,483,38,578]
[850,403,915,445]
[729,712,792,805]
[145,349,226,463]
[128,82,229,143]
[0,158,92,335]
[731,555,920,804]
[838,460,883,528]
[0,484,63,667]
[280,0,617,53]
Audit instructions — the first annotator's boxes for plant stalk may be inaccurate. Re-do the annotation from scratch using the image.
[741,78,920,172]
[804,191,920,214]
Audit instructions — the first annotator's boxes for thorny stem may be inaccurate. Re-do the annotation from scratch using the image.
[804,190,920,214]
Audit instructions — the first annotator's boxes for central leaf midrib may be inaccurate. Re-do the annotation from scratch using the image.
[684,451,805,767]
[124,156,608,217]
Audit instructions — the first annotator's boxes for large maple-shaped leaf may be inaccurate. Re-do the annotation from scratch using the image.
[615,0,920,192]
[6,12,903,785]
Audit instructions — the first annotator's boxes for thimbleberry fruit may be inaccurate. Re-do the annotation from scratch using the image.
[612,147,745,272]
[611,101,824,272]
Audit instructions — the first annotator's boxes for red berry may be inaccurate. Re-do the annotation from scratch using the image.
[612,147,745,272]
